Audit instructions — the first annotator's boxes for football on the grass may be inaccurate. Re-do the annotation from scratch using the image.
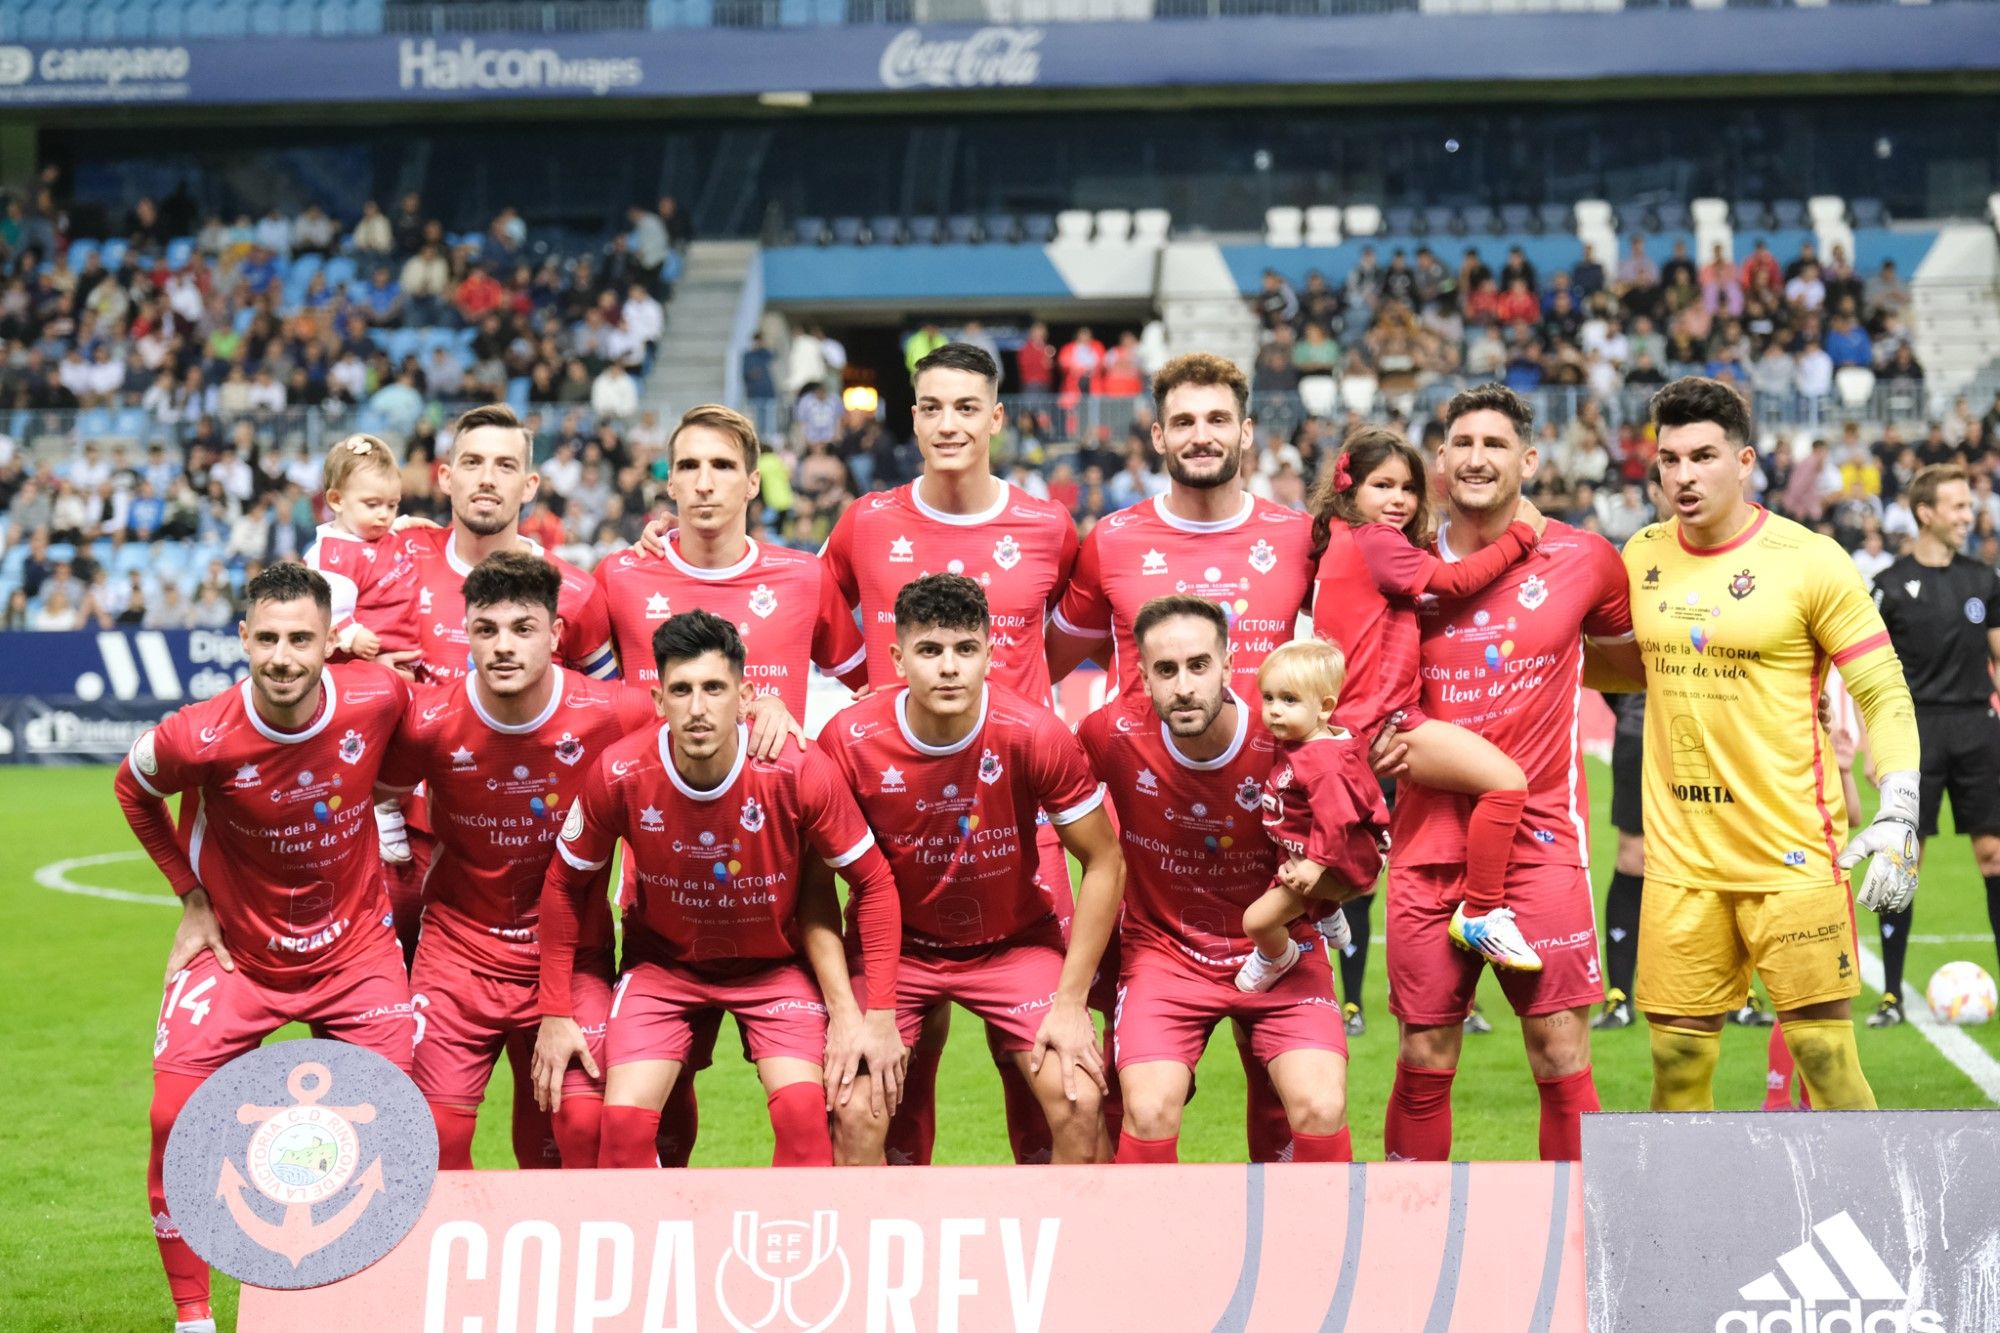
[1925,961,1999,1025]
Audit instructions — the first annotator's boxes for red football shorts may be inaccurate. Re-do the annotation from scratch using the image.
[566,970,613,1097]
[408,937,613,1103]
[850,922,1066,1054]
[1111,943,1347,1070]
[1386,859,1603,1025]
[152,926,414,1077]
[605,959,827,1068]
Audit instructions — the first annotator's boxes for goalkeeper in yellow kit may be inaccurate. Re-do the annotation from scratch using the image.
[1622,378,1919,1112]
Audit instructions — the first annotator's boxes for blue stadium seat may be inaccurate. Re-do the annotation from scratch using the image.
[100,238,128,270]
[67,239,100,271]
[1537,202,1572,235]
[867,216,903,246]
[1733,199,1769,229]
[945,215,979,245]
[792,216,825,246]
[1018,214,1055,244]
[115,407,152,441]
[232,306,256,334]
[906,217,941,245]
[46,542,79,564]
[982,213,1018,244]
[506,377,531,414]
[1461,204,1496,236]
[280,0,318,35]
[455,327,477,351]
[2,544,28,582]
[323,255,357,289]
[88,537,114,566]
[646,0,677,25]
[75,408,114,443]
[1382,205,1418,236]
[1849,197,1886,228]
[18,6,55,40]
[113,541,151,576]
[1499,203,1533,234]
[828,217,864,246]
[83,0,120,40]
[150,0,187,37]
[1654,201,1689,232]
[1615,200,1655,233]
[51,4,87,38]
[1770,199,1806,229]
[383,329,420,363]
[114,0,155,39]
[1421,205,1456,237]
[349,0,384,32]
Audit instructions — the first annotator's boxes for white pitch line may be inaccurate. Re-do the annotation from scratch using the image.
[34,851,175,906]
[1856,940,2000,1105]
[1909,934,1996,945]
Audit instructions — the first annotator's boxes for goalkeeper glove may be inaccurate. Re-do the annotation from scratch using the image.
[376,798,412,865]
[1837,771,1919,914]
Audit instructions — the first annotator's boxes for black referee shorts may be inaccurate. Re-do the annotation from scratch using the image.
[1610,727,1644,837]
[1916,705,2000,839]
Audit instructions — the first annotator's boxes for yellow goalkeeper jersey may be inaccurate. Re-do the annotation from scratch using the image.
[1624,506,1897,893]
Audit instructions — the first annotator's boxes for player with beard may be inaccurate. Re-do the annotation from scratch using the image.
[1375,384,1635,1163]
[1048,351,1314,1163]
[383,402,617,1171]
[378,552,656,1170]
[815,574,1123,1164]
[115,564,414,1333]
[1078,596,1352,1164]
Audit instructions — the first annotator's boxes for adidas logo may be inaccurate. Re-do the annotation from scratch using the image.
[1715,1210,1945,1332]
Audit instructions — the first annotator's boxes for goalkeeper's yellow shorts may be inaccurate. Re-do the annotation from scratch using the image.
[1634,878,1862,1017]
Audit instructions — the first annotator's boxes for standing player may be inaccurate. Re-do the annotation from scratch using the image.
[816,343,1083,1164]
[1378,384,1632,1163]
[534,610,907,1167]
[1078,595,1352,1164]
[1627,378,1919,1111]
[377,552,656,1170]
[816,574,1124,1165]
[1047,351,1314,1162]
[1866,463,2000,1026]
[114,565,414,1333]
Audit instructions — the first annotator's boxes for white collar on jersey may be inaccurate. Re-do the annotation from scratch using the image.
[1153,491,1253,534]
[311,522,361,545]
[469,664,566,735]
[1161,689,1250,770]
[662,530,759,581]
[445,530,545,579]
[910,475,1012,526]
[895,684,989,756]
[240,670,339,745]
[657,721,749,802]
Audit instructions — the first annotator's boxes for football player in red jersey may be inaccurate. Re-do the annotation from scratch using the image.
[535,610,907,1167]
[114,564,415,1333]
[378,551,656,1170]
[816,574,1123,1164]
[1047,351,1312,1162]
[1077,596,1352,1164]
[1374,384,1639,1163]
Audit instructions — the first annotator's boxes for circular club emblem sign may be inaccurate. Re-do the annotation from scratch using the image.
[163,1039,437,1290]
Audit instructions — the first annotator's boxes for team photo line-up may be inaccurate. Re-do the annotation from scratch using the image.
[119,345,1947,1330]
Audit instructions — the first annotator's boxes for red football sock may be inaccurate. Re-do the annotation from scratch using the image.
[506,1037,560,1169]
[552,1095,602,1168]
[1385,1063,1456,1161]
[1290,1129,1351,1163]
[1764,1023,1810,1110]
[429,1101,480,1171]
[767,1083,834,1167]
[1534,1066,1599,1161]
[1115,1131,1179,1164]
[148,1071,210,1310]
[1242,1053,1292,1164]
[598,1105,663,1168]
[1463,789,1528,912]
[885,1038,942,1166]
[993,1036,1052,1164]
[656,1075,699,1168]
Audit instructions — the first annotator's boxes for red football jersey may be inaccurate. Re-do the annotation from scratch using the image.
[820,478,1079,699]
[1392,520,1634,871]
[1263,734,1389,893]
[593,533,865,712]
[380,669,657,980]
[115,663,410,987]
[1076,691,1294,980]
[302,524,421,657]
[1052,493,1314,703]
[557,723,877,972]
[817,684,1104,950]
[398,526,617,687]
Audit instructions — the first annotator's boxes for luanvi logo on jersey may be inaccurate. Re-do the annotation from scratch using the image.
[1715,1210,1944,1333]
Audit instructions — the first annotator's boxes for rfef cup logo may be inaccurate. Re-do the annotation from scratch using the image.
[163,1038,437,1289]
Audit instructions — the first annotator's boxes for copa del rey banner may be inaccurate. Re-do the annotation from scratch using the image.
[242,1161,1584,1331]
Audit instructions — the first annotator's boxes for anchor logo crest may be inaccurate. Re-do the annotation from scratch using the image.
[216,1061,386,1267]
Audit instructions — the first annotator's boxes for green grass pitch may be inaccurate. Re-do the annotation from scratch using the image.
[5,761,1997,1331]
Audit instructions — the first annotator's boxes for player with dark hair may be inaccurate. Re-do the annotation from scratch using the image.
[1626,376,1920,1111]
[1866,463,2000,1025]
[115,563,414,1333]
[535,610,907,1167]
[378,551,656,1170]
[816,573,1124,1164]
[1079,595,1353,1164]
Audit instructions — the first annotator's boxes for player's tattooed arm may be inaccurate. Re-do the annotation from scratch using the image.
[745,692,808,760]
[165,888,233,979]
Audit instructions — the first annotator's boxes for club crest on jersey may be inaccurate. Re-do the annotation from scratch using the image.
[1135,767,1159,795]
[639,804,666,832]
[1968,598,1987,625]
[337,730,366,765]
[993,534,1022,571]
[889,535,915,563]
[553,733,585,766]
[739,796,766,834]
[230,763,262,790]
[880,765,906,793]
[1517,575,1549,611]
[1728,569,1756,601]
[978,748,1004,785]
[645,592,671,619]
[1248,539,1277,575]
[747,584,778,619]
[450,746,476,771]
[1141,548,1168,576]
[1235,777,1263,812]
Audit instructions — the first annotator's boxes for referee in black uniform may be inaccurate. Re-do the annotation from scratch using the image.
[1869,463,2000,1026]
